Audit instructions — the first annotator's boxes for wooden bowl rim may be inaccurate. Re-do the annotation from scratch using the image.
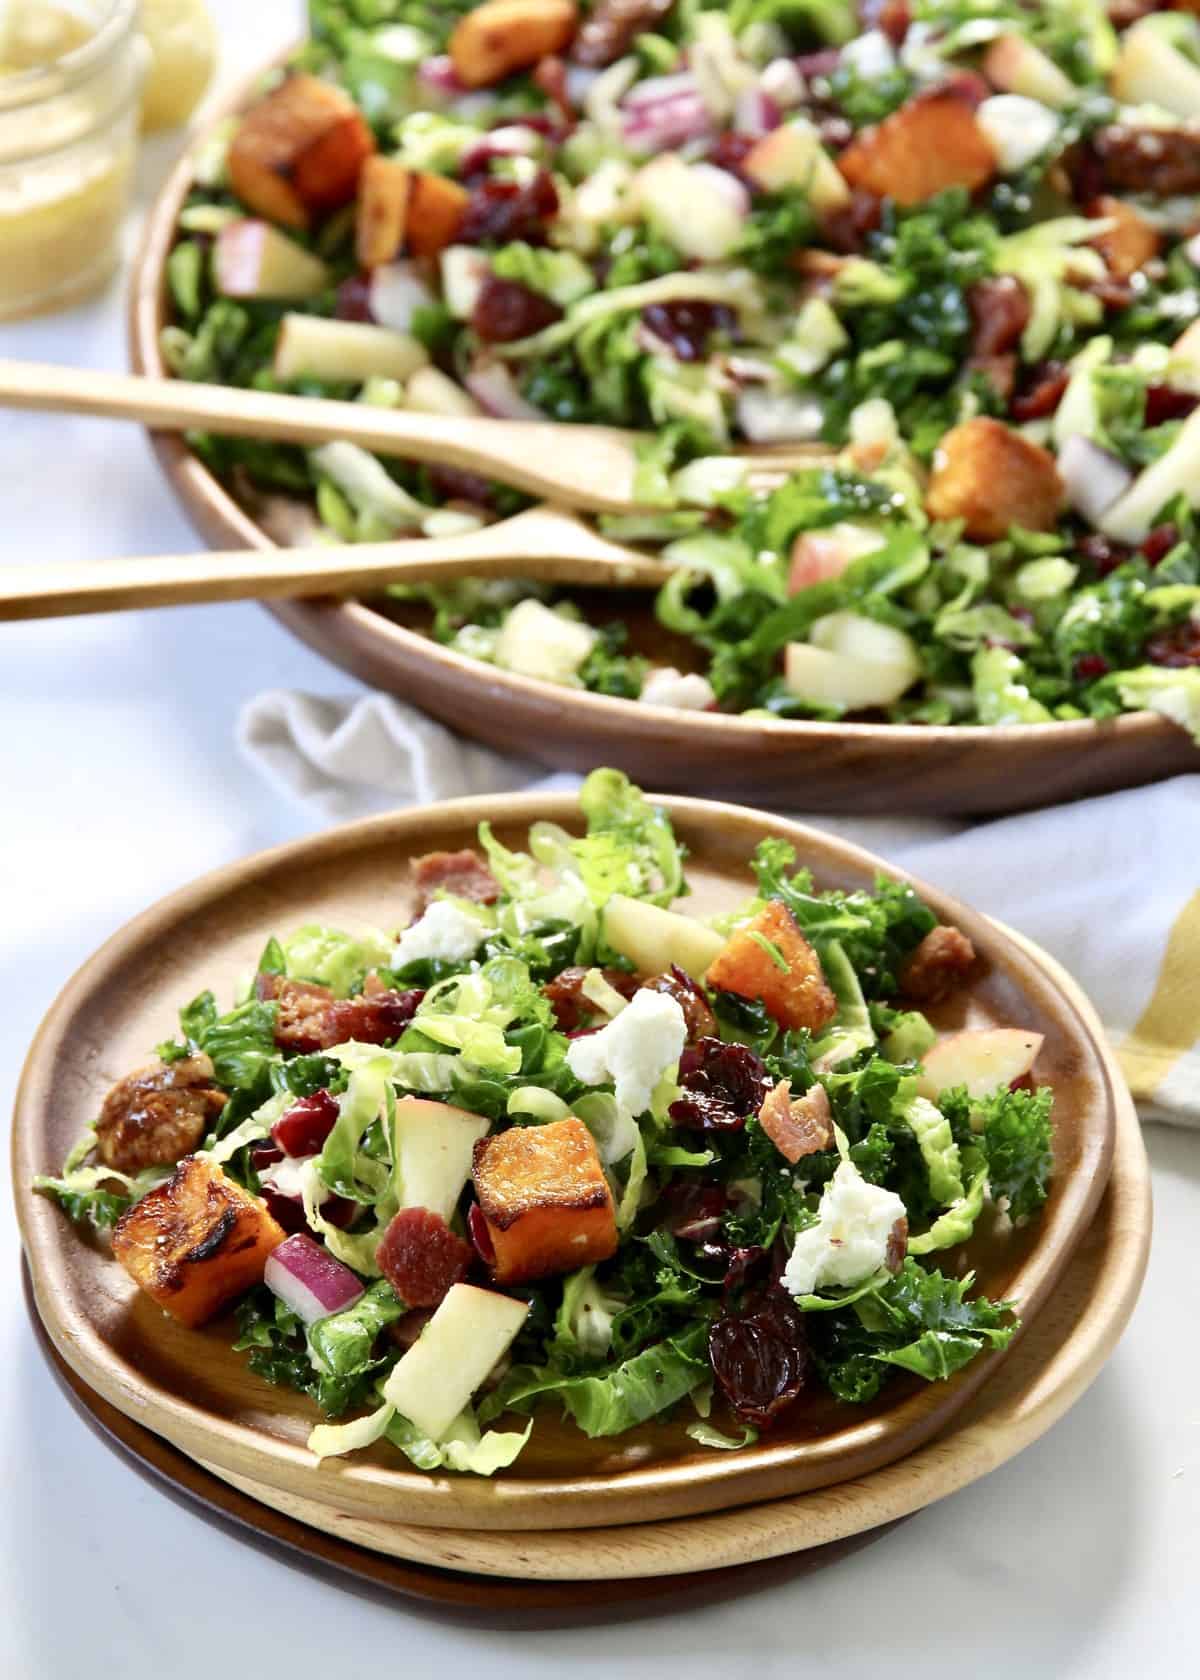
[126,63,1183,761]
[14,792,1116,1533]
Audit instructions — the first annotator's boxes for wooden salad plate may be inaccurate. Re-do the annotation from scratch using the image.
[126,67,1199,816]
[22,929,1148,1598]
[15,794,1119,1535]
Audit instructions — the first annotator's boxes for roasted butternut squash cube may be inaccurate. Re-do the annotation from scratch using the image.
[357,155,411,267]
[838,90,996,207]
[405,171,469,258]
[450,0,578,90]
[1088,195,1160,281]
[228,72,375,231]
[472,1116,617,1285]
[925,417,1064,541]
[112,1156,285,1328]
[706,901,837,1033]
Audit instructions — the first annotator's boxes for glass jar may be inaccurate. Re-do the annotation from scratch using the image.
[0,0,144,320]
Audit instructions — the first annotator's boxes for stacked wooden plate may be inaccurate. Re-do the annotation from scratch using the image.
[13,796,1151,1612]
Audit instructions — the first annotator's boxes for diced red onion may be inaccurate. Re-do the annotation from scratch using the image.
[623,88,714,152]
[733,86,780,137]
[623,71,701,108]
[465,359,548,419]
[565,65,599,108]
[794,48,841,78]
[417,55,465,98]
[265,1233,364,1325]
[368,262,435,333]
[1057,433,1134,526]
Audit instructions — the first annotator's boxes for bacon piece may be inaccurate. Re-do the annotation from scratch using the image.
[255,971,422,1051]
[543,965,639,1032]
[640,965,717,1042]
[95,1055,227,1173]
[1086,194,1160,281]
[899,926,977,1005]
[757,1080,834,1164]
[411,848,500,913]
[968,276,1030,358]
[377,1207,474,1308]
[571,0,673,67]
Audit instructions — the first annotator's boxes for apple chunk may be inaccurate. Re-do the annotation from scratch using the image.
[603,894,725,980]
[393,1097,490,1225]
[214,221,332,300]
[743,118,850,216]
[382,1282,530,1442]
[916,1028,1044,1101]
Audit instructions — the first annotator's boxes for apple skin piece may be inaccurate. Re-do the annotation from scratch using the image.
[227,72,375,231]
[982,34,1076,109]
[632,155,746,263]
[214,221,332,300]
[1110,19,1200,119]
[915,1028,1045,1102]
[382,1282,530,1442]
[393,1097,490,1226]
[603,894,725,980]
[743,118,850,216]
[788,523,882,595]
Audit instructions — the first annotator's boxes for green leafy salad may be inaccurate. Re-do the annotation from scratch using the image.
[161,0,1200,737]
[36,772,1053,1474]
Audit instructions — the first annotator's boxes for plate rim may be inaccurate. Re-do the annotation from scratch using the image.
[13,791,1116,1531]
[125,61,1193,774]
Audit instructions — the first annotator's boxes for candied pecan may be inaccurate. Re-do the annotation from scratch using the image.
[886,1216,908,1273]
[898,926,977,1005]
[532,54,574,124]
[821,189,884,254]
[640,965,717,1042]
[1146,620,1200,667]
[968,275,1030,358]
[95,1055,226,1173]
[1090,124,1200,198]
[255,972,335,1053]
[1145,387,1199,426]
[543,966,639,1032]
[571,0,674,68]
[324,987,423,1046]
[412,848,500,913]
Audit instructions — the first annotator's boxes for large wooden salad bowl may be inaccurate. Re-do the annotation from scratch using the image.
[127,75,1200,816]
[15,794,1117,1531]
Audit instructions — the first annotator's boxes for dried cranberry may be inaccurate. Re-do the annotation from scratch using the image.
[669,1037,770,1132]
[271,1088,340,1158]
[641,300,735,363]
[467,1202,495,1263]
[709,1288,810,1427]
[259,1185,309,1235]
[250,1143,284,1173]
[722,1244,771,1302]
[968,276,1030,358]
[1146,621,1200,667]
[1145,386,1199,427]
[939,69,990,109]
[1077,532,1131,578]
[457,170,559,246]
[794,48,841,78]
[1141,522,1180,566]
[532,54,574,124]
[1009,361,1069,423]
[335,274,374,322]
[876,0,912,45]
[544,966,639,1032]
[661,1181,729,1241]
[1091,275,1137,313]
[1008,605,1035,627]
[707,131,757,184]
[816,114,854,152]
[426,464,497,508]
[471,275,562,343]
[821,189,883,254]
[967,352,1017,402]
[1074,653,1110,682]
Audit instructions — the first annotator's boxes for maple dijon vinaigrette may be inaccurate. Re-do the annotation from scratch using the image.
[0,0,142,319]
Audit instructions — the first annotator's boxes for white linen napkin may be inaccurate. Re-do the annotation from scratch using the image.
[239,689,1200,1127]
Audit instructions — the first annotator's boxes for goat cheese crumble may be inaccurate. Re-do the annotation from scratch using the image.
[782,1159,907,1295]
[392,899,488,967]
[566,987,687,1116]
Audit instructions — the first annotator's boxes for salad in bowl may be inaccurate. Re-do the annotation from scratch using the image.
[37,772,1054,1474]
[160,0,1200,737]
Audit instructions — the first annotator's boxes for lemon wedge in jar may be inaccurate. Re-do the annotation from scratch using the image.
[140,0,217,131]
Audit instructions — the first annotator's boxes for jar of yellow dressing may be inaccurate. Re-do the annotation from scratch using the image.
[0,1,144,319]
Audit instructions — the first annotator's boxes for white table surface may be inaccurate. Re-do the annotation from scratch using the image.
[1,4,1197,1673]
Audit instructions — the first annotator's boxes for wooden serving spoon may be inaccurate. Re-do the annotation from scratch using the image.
[0,359,828,515]
[0,506,683,621]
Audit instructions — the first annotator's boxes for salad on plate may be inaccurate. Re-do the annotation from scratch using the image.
[37,773,1054,1474]
[160,0,1200,739]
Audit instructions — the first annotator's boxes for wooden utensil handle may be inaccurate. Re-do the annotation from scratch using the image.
[0,510,668,621]
[0,359,644,514]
